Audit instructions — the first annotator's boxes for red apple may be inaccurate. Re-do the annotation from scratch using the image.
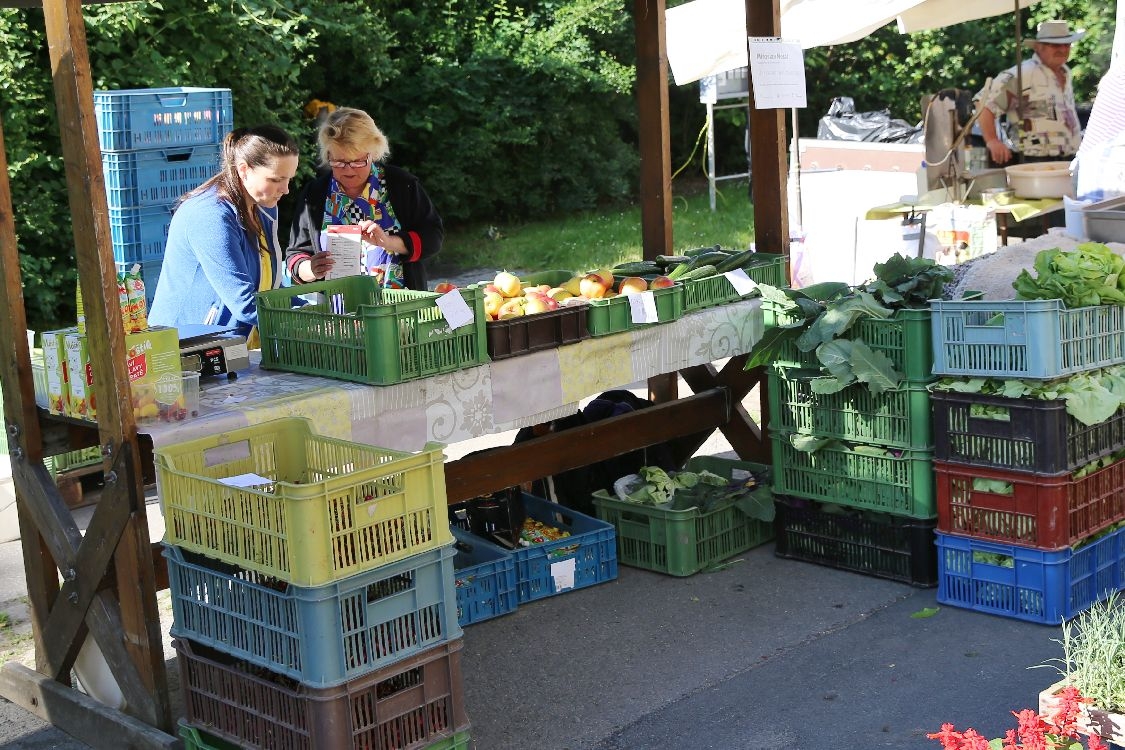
[591,267,616,287]
[483,291,505,319]
[579,273,609,299]
[524,296,553,315]
[498,298,526,318]
[617,276,648,295]
[650,275,675,290]
[433,281,457,294]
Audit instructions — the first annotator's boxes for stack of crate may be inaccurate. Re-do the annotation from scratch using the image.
[929,298,1125,625]
[156,417,472,750]
[768,305,939,587]
[95,87,232,305]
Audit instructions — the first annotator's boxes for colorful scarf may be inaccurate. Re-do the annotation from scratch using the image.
[323,164,405,288]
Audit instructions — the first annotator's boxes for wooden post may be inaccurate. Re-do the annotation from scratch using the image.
[745,0,790,255]
[0,0,174,740]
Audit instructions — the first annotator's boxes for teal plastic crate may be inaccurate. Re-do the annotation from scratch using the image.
[102,145,221,208]
[771,432,935,519]
[513,492,618,603]
[935,527,1125,624]
[767,303,934,383]
[94,87,233,151]
[165,543,461,688]
[257,276,489,385]
[768,367,933,450]
[585,283,685,336]
[591,456,774,576]
[931,298,1125,379]
[451,526,518,626]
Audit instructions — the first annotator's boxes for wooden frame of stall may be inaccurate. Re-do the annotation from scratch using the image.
[0,0,789,746]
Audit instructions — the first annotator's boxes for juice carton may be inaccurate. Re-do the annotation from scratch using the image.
[41,327,75,416]
[117,272,131,332]
[63,331,94,420]
[126,326,183,422]
[124,264,148,332]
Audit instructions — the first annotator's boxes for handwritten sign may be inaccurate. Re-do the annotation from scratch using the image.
[747,37,806,109]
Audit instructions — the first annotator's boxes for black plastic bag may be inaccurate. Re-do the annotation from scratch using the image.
[513,389,678,516]
[817,96,923,144]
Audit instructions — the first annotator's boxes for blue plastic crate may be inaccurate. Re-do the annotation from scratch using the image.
[931,298,1125,379]
[935,528,1125,625]
[103,145,220,208]
[109,203,173,266]
[164,542,463,688]
[451,526,518,626]
[513,493,618,603]
[94,87,233,152]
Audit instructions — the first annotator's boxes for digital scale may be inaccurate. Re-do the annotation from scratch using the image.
[178,324,251,380]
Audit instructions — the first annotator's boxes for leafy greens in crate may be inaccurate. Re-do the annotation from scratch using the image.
[748,253,951,394]
[611,465,775,521]
[1012,242,1125,308]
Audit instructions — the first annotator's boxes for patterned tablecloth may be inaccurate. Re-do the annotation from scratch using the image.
[144,298,764,453]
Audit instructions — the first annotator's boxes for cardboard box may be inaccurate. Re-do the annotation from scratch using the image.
[41,327,75,415]
[62,326,182,423]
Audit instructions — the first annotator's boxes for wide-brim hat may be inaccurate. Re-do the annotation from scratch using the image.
[1024,19,1086,46]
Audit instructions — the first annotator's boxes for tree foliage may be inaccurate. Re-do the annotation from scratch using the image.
[0,0,1118,330]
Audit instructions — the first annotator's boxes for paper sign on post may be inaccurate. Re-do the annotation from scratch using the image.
[324,225,364,280]
[628,291,660,324]
[724,268,759,296]
[550,558,576,592]
[435,289,474,330]
[747,37,807,109]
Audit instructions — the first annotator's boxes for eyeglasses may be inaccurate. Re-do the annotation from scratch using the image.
[328,155,371,169]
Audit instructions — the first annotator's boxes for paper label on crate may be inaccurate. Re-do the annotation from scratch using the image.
[436,290,474,330]
[217,472,274,488]
[628,291,660,324]
[550,557,576,591]
[324,225,364,280]
[724,269,758,296]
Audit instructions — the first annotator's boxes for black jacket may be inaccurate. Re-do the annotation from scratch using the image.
[285,163,443,291]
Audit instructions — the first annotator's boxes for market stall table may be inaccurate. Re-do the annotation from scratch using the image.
[866,189,1063,246]
[134,296,766,501]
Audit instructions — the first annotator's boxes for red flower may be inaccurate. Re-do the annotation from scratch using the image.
[1086,735,1109,750]
[958,728,993,750]
[930,687,1109,750]
[927,723,964,750]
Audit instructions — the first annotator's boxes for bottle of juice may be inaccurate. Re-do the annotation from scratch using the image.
[75,277,85,334]
[117,270,131,332]
[125,264,148,331]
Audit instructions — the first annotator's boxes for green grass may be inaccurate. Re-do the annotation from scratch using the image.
[438,178,755,273]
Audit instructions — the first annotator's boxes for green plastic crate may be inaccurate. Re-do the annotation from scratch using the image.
[591,456,774,576]
[50,446,103,474]
[426,729,472,749]
[767,368,933,450]
[257,275,488,385]
[680,253,786,312]
[586,283,685,336]
[764,302,933,384]
[178,721,241,750]
[771,432,936,519]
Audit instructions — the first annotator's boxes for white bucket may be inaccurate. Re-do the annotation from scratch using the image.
[1064,196,1092,240]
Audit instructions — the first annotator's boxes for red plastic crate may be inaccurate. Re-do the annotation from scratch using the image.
[934,459,1125,550]
[176,637,469,750]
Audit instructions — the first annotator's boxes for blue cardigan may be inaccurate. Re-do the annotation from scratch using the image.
[149,188,283,336]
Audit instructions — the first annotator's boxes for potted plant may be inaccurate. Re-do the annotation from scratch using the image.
[1038,593,1125,748]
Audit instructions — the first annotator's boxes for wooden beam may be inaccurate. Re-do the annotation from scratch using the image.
[634,0,673,260]
[38,0,171,731]
[746,0,790,255]
[444,388,730,502]
[677,356,771,463]
[0,663,179,750]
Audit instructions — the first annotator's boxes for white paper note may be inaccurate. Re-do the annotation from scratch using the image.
[725,268,759,296]
[217,472,273,488]
[325,225,364,280]
[628,291,660,324]
[551,557,577,591]
[747,37,807,109]
[436,290,474,330]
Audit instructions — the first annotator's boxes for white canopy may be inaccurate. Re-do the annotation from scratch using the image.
[666,0,1039,85]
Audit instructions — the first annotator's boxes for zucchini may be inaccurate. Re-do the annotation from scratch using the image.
[713,248,759,273]
[679,264,719,281]
[655,254,691,266]
[683,244,722,258]
[689,250,736,269]
[613,261,661,276]
[667,262,693,280]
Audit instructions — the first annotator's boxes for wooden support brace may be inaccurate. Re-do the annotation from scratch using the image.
[444,387,730,502]
[0,662,178,750]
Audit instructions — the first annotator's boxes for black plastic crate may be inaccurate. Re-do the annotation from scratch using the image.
[931,390,1125,475]
[773,495,938,587]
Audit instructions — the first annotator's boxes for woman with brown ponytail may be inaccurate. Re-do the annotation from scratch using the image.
[148,124,299,344]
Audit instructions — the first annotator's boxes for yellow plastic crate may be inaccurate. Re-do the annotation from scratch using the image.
[155,417,451,586]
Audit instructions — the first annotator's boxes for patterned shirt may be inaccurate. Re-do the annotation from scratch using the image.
[977,53,1083,158]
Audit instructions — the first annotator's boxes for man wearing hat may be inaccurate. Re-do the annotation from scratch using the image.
[976,20,1085,166]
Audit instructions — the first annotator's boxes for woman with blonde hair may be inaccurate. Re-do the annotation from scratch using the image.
[285,107,443,291]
